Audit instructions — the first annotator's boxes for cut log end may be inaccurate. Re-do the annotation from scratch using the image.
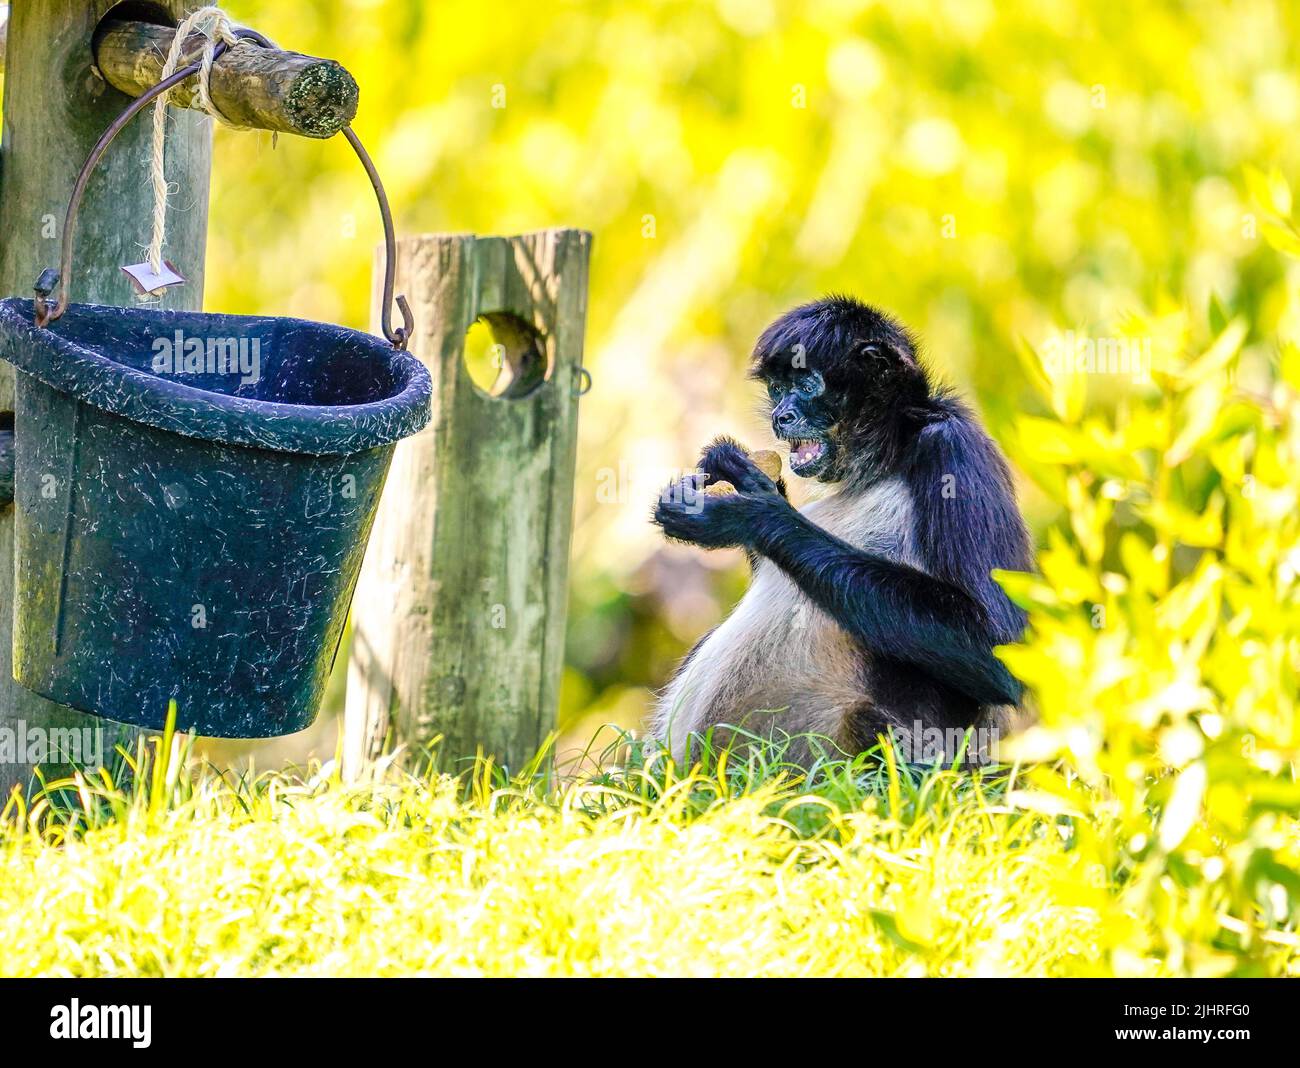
[284,61,361,139]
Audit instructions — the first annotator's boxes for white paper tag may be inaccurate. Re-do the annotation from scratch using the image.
[121,260,187,297]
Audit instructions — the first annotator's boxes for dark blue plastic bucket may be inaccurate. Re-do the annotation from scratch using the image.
[0,298,431,737]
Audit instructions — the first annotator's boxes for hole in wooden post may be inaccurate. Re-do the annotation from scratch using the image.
[94,1,176,35]
[462,313,549,399]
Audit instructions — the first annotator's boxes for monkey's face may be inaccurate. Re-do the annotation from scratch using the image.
[764,368,843,480]
[752,296,932,484]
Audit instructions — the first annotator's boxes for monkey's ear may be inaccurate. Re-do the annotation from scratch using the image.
[859,340,921,383]
[863,339,918,369]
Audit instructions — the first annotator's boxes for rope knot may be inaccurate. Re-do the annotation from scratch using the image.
[147,6,257,274]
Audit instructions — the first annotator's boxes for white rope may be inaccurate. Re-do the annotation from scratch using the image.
[146,6,243,273]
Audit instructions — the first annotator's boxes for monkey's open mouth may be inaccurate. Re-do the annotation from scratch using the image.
[788,438,830,475]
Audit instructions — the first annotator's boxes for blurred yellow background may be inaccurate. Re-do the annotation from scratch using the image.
[203,0,1299,760]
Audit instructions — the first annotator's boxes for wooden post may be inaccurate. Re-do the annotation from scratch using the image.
[344,230,592,778]
[0,1,214,795]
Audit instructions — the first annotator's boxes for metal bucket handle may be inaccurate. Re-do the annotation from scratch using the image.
[32,26,414,350]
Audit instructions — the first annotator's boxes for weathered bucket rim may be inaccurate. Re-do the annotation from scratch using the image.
[0,298,432,457]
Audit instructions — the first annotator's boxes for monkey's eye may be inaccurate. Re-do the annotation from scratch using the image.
[766,380,784,401]
[793,370,824,396]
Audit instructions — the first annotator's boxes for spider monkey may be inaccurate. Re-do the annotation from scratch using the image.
[651,296,1033,760]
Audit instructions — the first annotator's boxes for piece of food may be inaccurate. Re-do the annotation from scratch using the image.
[750,449,782,480]
[704,480,737,496]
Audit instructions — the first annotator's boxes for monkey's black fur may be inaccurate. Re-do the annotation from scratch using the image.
[653,296,1032,748]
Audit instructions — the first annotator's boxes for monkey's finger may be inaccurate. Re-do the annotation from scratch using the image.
[652,501,709,545]
[697,437,752,481]
[698,440,771,495]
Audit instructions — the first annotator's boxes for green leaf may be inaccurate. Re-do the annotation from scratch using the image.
[1179,319,1245,388]
[1268,167,1293,217]
[1012,334,1055,407]
[1261,221,1300,258]
[1159,761,1206,852]
[1244,164,1292,217]
[1207,293,1229,336]
[869,909,928,955]
[1016,416,1091,464]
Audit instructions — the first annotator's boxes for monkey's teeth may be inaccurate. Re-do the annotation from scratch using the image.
[791,440,824,466]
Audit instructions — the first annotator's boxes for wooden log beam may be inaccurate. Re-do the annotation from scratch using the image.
[343,230,592,780]
[92,18,359,139]
[0,11,357,140]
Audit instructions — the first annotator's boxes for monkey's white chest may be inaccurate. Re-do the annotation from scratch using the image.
[653,478,920,750]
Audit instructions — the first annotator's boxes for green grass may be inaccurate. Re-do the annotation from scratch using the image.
[5,722,1288,978]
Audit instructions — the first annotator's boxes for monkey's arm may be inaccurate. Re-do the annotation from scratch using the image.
[653,469,1020,706]
[905,401,1033,645]
[749,410,1029,706]
[745,505,1022,706]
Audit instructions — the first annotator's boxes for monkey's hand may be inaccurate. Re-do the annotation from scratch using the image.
[696,436,788,499]
[652,469,789,550]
